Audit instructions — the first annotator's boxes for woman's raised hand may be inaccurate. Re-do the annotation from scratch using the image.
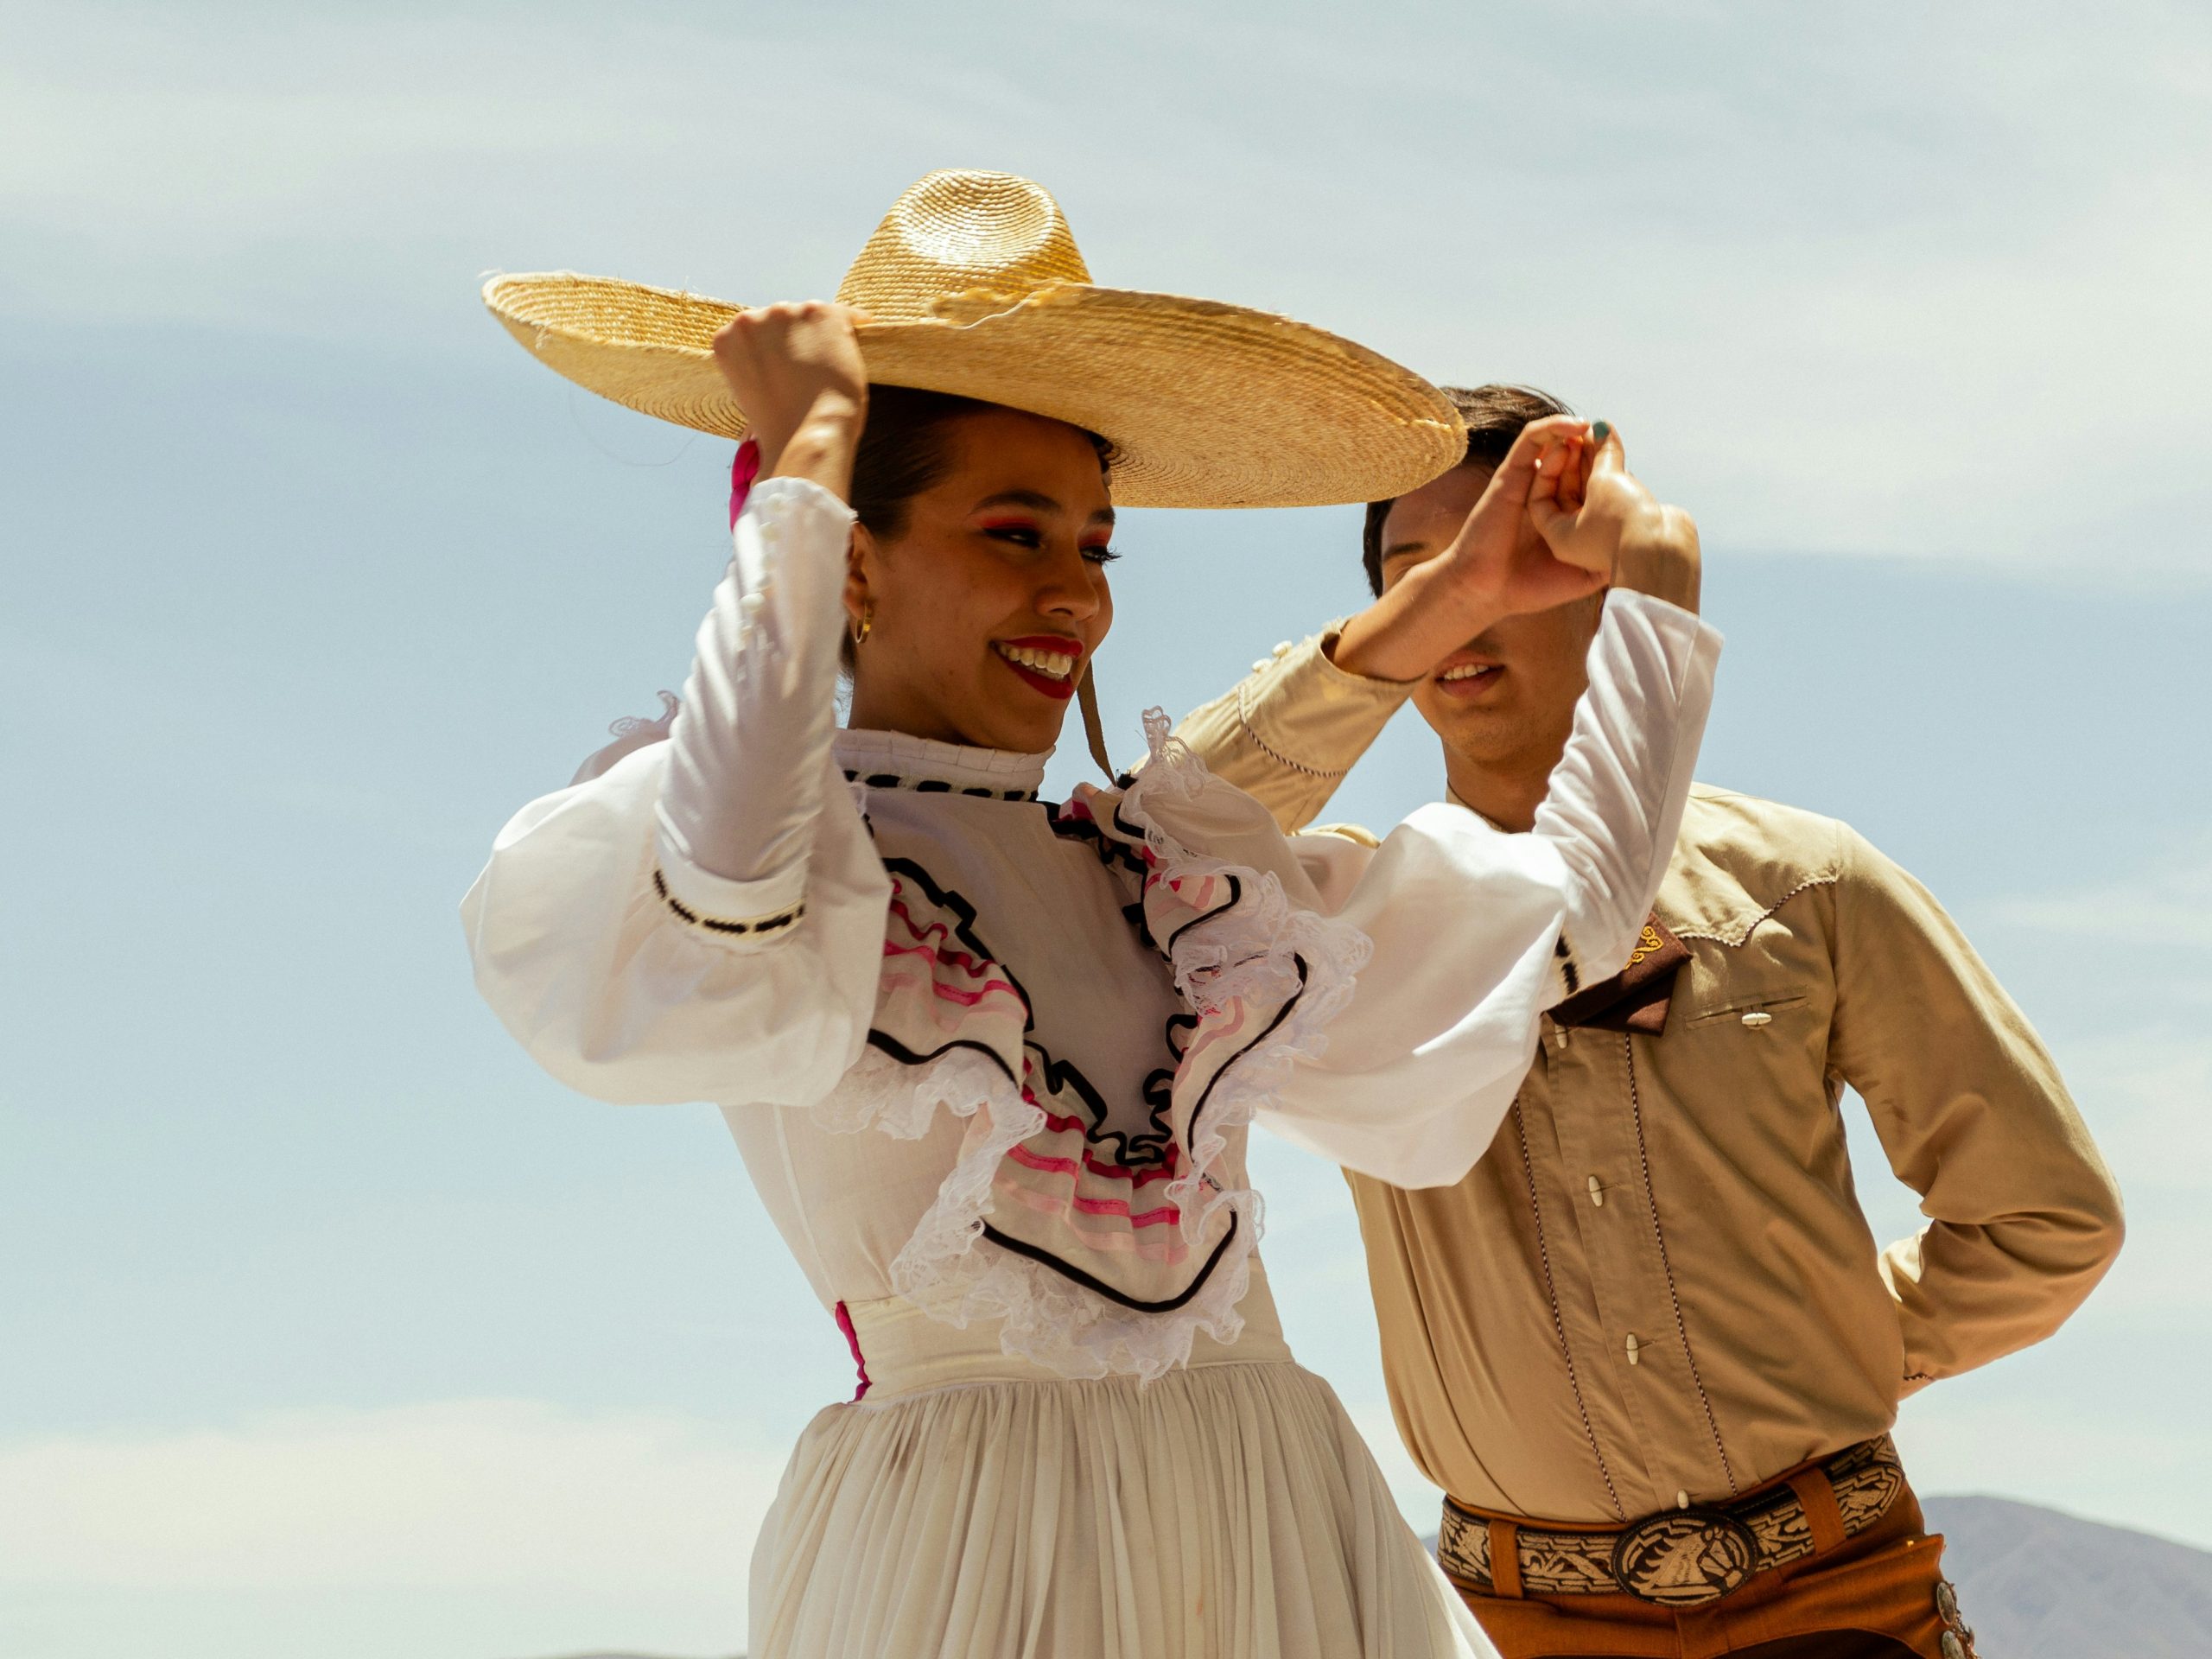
[1528,423,1701,613]
[1325,415,1700,684]
[1438,416,1615,622]
[711,301,871,499]
[1326,414,1608,683]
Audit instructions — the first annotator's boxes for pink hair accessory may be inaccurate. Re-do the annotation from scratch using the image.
[728,437,762,529]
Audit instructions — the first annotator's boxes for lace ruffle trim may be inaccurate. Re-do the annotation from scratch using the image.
[1119,709,1372,1241]
[807,709,1370,1384]
[823,1043,1261,1382]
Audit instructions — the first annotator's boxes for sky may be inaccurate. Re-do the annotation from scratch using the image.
[3,3,2209,1656]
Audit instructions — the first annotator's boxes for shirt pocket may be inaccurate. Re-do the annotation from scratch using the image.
[1682,988,1811,1030]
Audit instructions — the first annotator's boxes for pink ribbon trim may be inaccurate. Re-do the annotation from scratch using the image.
[832,1300,870,1401]
[728,439,762,529]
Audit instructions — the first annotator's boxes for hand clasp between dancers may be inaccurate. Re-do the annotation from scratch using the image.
[1331,413,1701,684]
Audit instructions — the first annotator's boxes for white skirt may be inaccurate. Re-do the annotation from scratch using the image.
[748,1297,1490,1658]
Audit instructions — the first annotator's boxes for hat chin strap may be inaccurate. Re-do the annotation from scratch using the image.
[1076,663,1117,782]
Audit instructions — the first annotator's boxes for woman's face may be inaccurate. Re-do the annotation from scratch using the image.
[846,407,1116,754]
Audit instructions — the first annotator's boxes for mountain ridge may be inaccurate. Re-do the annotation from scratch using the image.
[1923,1493,2212,1657]
[517,1495,2212,1659]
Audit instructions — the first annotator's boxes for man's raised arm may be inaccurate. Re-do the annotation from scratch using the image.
[1174,626,1414,834]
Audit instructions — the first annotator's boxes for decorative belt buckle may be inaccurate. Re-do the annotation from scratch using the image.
[1610,1509,1758,1605]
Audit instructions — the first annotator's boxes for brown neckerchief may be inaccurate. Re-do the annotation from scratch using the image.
[1549,916,1690,1035]
[1439,791,1692,1037]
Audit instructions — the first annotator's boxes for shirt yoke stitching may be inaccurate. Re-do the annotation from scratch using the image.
[1233,682,1352,779]
[1669,870,1842,948]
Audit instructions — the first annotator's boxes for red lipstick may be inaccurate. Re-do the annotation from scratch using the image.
[992,635,1085,702]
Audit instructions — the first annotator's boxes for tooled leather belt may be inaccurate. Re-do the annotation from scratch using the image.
[1438,1436,1906,1608]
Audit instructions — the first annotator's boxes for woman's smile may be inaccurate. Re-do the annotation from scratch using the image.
[992,633,1085,701]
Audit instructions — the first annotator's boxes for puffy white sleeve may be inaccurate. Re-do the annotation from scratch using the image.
[460,478,891,1108]
[1256,589,1719,1185]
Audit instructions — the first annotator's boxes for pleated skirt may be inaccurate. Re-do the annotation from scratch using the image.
[748,1314,1491,1658]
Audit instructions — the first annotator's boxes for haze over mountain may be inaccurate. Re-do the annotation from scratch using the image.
[517,1497,2212,1659]
[1923,1495,2212,1658]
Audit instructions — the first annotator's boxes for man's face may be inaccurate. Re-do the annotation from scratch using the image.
[1376,462,1606,782]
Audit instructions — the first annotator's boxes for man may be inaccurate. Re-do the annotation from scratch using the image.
[1176,385,2124,1659]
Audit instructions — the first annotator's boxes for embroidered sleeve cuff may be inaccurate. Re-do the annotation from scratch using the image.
[745,473,858,543]
[1548,931,1585,1006]
[652,823,810,947]
[1235,625,1418,779]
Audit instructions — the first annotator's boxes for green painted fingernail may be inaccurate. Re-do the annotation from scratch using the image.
[1592,420,1611,442]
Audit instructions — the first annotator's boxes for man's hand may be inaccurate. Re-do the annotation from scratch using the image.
[1529,423,1701,613]
[710,301,870,499]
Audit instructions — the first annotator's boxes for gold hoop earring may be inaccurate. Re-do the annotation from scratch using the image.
[850,602,874,645]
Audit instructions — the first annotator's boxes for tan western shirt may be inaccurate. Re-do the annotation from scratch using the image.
[1177,632,2125,1525]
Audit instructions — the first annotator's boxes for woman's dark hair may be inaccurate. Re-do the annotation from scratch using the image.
[840,385,1113,671]
[851,385,1111,542]
[1359,383,1572,595]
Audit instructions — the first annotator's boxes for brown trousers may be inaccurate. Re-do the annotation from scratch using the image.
[1450,1471,1959,1658]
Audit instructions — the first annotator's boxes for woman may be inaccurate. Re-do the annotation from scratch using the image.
[466,171,1719,1657]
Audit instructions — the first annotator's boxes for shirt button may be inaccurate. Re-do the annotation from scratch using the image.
[1676,1490,1690,1510]
[1586,1175,1605,1208]
[1625,1334,1642,1366]
[1272,640,1294,658]
[1551,1027,1570,1051]
[1741,1011,1772,1028]
[1251,658,1272,672]
[740,590,766,615]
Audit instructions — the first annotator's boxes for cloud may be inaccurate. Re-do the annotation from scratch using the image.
[2051,1030,2212,1192]
[0,1390,1452,1659]
[0,1399,786,1592]
[1989,842,2212,1198]
[1999,842,2212,961]
[7,0,2210,588]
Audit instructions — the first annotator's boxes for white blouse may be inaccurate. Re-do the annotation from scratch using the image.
[464,477,1722,1381]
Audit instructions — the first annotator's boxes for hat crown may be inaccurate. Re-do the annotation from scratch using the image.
[837,169,1093,321]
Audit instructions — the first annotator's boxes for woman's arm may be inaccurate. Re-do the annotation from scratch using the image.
[1255,589,1718,1186]
[1329,415,1623,682]
[656,302,871,906]
[461,305,893,1109]
[1241,420,1719,1185]
[1179,418,1700,836]
[1327,416,1700,689]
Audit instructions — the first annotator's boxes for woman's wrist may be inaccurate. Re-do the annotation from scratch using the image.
[1327,560,1498,683]
[1609,512,1701,613]
[767,391,868,500]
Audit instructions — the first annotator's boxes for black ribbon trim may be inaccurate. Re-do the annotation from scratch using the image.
[981,1211,1241,1313]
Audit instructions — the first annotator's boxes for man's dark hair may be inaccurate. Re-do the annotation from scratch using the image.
[1360,384,1573,595]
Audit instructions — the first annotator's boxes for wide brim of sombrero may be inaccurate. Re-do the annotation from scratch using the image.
[483,272,1464,510]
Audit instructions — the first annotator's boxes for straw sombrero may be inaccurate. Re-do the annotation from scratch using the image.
[483,169,1464,510]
